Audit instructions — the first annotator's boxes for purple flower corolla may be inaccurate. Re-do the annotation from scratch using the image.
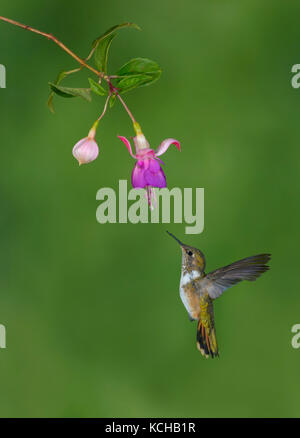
[118,131,180,208]
[72,121,99,165]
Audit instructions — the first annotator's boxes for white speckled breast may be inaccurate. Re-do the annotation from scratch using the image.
[179,270,201,319]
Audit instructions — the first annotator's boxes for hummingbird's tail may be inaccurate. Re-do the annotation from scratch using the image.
[196,320,219,358]
[196,296,219,358]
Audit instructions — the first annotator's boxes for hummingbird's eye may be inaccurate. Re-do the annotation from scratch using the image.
[187,250,193,257]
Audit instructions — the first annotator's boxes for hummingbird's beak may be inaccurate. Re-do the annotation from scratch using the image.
[166,231,184,246]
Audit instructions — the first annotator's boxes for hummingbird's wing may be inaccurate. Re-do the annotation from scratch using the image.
[201,253,271,299]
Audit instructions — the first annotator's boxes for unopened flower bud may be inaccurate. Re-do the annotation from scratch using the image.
[72,120,99,165]
[72,137,99,165]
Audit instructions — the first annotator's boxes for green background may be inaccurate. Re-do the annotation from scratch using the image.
[0,0,299,418]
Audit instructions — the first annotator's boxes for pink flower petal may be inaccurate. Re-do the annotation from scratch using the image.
[148,158,161,173]
[144,166,166,188]
[118,136,136,159]
[155,138,181,157]
[136,148,155,160]
[131,162,146,188]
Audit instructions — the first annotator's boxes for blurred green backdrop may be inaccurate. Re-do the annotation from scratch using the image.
[0,0,299,418]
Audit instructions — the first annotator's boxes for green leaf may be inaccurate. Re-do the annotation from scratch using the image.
[115,58,162,93]
[92,22,141,48]
[48,71,68,113]
[88,78,107,96]
[92,22,141,73]
[117,74,153,93]
[48,83,92,102]
[94,34,115,72]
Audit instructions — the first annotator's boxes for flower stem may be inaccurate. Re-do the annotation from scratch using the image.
[107,80,137,124]
[0,15,138,125]
[97,92,111,122]
[116,93,136,123]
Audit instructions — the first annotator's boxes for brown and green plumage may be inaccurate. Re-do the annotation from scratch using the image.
[167,231,271,358]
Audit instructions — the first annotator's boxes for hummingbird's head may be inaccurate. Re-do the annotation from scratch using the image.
[167,231,206,273]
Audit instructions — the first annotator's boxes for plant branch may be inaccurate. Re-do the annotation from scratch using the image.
[0,15,138,125]
[0,15,101,77]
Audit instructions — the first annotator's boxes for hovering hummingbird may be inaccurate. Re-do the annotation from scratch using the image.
[167,231,271,358]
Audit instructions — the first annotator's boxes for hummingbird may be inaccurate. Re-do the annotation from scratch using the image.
[167,231,271,358]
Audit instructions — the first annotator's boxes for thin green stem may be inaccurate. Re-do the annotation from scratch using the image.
[107,79,136,124]
[115,92,136,124]
[97,92,112,122]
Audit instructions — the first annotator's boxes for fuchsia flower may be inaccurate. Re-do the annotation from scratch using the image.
[72,121,99,165]
[118,125,180,208]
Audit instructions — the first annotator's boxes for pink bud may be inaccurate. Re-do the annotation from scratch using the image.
[72,137,99,165]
